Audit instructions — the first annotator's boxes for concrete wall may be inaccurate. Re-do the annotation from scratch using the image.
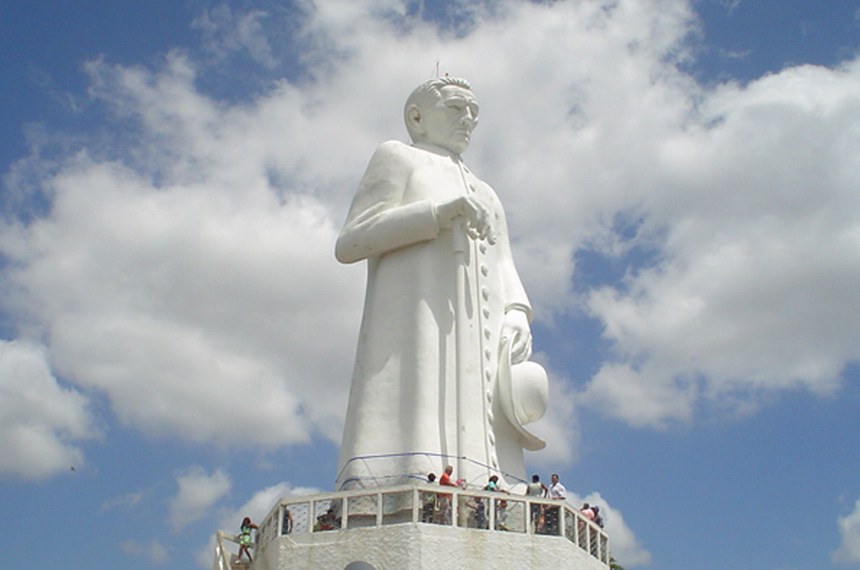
[256,523,607,570]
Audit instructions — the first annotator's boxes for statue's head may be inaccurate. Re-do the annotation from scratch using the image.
[404,76,479,155]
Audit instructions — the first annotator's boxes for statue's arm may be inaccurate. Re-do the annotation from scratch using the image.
[335,141,440,264]
[494,200,534,363]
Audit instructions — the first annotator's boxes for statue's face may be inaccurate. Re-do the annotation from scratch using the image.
[420,85,479,155]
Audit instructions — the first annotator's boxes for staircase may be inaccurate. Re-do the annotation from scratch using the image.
[213,531,256,570]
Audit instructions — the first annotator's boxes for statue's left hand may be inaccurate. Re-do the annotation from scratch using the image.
[502,309,532,364]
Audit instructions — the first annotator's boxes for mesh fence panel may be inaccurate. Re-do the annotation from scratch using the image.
[494,497,525,533]
[282,502,310,535]
[347,494,379,529]
[313,499,341,532]
[459,494,489,529]
[564,509,577,545]
[590,525,600,557]
[381,490,413,525]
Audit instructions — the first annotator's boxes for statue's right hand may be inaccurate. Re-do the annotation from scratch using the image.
[435,196,493,241]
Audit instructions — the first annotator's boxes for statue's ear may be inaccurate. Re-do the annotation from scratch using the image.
[406,104,424,135]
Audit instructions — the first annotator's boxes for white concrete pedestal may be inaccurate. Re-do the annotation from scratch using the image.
[257,522,607,570]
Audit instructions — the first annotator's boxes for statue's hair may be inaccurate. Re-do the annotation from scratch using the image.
[404,76,472,142]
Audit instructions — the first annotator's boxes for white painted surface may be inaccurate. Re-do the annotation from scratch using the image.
[335,77,547,490]
[258,523,607,570]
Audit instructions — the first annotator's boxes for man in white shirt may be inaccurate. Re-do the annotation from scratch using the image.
[549,473,566,499]
[546,473,566,534]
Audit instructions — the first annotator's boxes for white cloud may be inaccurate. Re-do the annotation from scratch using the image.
[169,467,232,532]
[196,480,321,568]
[0,0,858,478]
[193,5,278,69]
[581,59,860,427]
[1,122,362,446]
[0,340,96,479]
[219,480,322,530]
[581,362,697,428]
[834,498,860,564]
[120,539,170,565]
[101,490,145,512]
[571,491,652,567]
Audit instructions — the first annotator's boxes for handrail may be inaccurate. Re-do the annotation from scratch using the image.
[213,529,253,570]
[252,484,610,566]
[213,531,230,570]
[336,452,529,490]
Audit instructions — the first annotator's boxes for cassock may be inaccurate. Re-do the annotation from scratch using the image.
[335,139,532,490]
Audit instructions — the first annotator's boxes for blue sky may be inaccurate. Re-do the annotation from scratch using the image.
[2,1,860,569]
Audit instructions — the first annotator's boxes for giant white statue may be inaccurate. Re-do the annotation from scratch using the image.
[335,77,547,491]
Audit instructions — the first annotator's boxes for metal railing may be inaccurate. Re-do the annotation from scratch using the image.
[336,452,529,490]
[250,485,610,566]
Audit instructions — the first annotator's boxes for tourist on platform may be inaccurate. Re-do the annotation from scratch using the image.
[494,498,509,531]
[438,465,456,523]
[439,465,455,487]
[314,507,338,531]
[484,475,500,492]
[527,474,548,497]
[549,473,566,500]
[526,474,548,532]
[478,474,499,530]
[282,507,293,535]
[474,496,487,529]
[421,473,437,523]
[578,502,596,546]
[237,516,258,562]
[545,473,566,534]
[593,506,604,528]
[580,502,595,520]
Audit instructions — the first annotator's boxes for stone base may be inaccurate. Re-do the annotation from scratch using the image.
[254,523,607,570]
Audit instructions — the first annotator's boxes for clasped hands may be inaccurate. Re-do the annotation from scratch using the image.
[436,196,532,363]
[435,195,497,244]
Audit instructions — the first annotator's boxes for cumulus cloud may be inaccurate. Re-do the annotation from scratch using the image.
[196,480,321,568]
[571,491,651,567]
[193,4,279,69]
[834,498,860,564]
[1,54,364,447]
[0,0,857,505]
[218,480,322,529]
[0,340,96,478]
[581,59,860,427]
[169,467,232,532]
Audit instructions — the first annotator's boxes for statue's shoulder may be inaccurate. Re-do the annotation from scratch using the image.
[371,139,416,162]
[364,140,422,180]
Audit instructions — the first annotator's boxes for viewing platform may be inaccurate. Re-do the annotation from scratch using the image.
[214,484,610,570]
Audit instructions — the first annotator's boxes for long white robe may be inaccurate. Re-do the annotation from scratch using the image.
[335,140,531,490]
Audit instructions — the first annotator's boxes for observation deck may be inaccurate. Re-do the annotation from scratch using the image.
[214,484,610,570]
